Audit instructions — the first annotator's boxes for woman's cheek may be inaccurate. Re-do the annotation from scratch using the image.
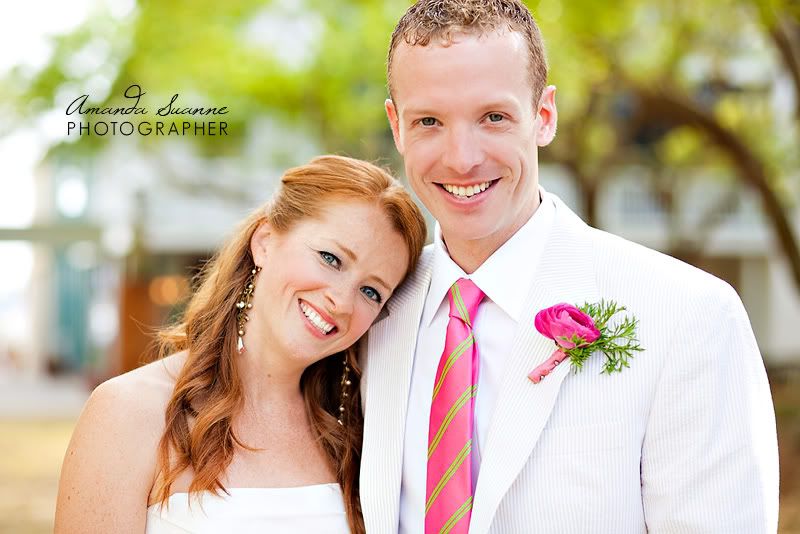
[350,303,376,339]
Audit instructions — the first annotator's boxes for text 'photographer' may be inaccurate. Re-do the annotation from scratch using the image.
[65,84,229,137]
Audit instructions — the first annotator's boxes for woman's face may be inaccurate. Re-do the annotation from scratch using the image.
[249,200,410,368]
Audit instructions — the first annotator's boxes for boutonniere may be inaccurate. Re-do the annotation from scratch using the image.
[528,301,643,383]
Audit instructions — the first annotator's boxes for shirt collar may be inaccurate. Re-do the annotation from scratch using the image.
[422,189,556,326]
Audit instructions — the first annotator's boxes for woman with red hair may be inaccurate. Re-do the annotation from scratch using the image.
[55,155,427,534]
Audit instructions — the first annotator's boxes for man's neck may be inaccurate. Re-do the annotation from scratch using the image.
[443,237,501,275]
[443,197,541,274]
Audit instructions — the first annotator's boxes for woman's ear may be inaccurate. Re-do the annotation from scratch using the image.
[249,220,273,267]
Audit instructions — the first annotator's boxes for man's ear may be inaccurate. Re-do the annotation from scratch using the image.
[536,85,558,147]
[249,219,272,267]
[385,98,404,154]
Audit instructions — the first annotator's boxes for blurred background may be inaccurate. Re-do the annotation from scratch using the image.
[0,0,798,531]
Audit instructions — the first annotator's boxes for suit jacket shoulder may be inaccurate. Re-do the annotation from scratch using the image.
[585,225,741,319]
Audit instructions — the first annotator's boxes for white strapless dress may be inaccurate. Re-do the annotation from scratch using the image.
[145,483,350,533]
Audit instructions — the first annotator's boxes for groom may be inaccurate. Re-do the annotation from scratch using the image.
[359,0,779,532]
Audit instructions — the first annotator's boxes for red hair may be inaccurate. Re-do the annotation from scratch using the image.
[152,155,426,533]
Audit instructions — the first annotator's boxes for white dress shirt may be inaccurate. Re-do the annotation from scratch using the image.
[398,192,556,534]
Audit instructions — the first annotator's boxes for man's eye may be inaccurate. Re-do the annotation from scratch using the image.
[361,286,382,303]
[487,113,504,122]
[420,117,437,126]
[319,251,341,269]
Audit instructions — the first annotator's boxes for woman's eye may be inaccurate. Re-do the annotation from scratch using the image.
[487,113,504,122]
[361,286,382,303]
[319,251,341,269]
[420,117,437,126]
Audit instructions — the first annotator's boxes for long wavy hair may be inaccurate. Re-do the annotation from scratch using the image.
[151,155,426,533]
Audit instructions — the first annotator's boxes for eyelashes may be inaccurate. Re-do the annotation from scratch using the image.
[361,286,382,303]
[319,250,340,268]
[414,112,508,126]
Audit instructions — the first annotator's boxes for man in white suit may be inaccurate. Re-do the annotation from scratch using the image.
[359,1,780,532]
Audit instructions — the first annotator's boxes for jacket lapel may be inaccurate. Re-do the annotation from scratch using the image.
[360,248,433,533]
[469,198,600,534]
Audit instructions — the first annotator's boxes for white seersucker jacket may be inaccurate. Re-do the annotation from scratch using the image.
[358,192,779,534]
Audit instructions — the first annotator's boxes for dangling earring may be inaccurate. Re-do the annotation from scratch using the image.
[236,266,261,353]
[337,354,351,425]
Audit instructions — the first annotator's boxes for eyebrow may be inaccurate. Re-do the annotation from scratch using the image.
[403,107,440,117]
[479,98,519,110]
[402,99,519,121]
[332,240,392,291]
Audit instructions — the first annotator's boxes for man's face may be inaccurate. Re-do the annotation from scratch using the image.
[386,30,557,266]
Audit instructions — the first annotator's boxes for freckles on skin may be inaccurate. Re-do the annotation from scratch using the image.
[261,202,409,365]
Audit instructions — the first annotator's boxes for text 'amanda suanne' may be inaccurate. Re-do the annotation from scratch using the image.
[65,84,229,137]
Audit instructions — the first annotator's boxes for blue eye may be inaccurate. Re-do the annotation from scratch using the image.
[420,117,437,126]
[361,286,382,303]
[319,251,341,268]
[487,113,504,122]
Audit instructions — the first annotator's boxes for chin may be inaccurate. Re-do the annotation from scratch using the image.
[441,218,499,241]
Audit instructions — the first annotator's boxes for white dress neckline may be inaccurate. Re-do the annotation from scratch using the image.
[158,482,341,500]
[146,483,350,533]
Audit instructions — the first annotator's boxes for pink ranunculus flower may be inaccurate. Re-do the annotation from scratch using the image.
[534,303,601,350]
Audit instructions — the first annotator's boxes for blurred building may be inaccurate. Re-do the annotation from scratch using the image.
[1,118,321,381]
[2,152,799,382]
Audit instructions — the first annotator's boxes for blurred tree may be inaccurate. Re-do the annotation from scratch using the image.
[3,0,800,290]
[539,0,800,289]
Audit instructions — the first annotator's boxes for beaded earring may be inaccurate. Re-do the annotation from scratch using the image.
[337,354,352,425]
[236,266,261,353]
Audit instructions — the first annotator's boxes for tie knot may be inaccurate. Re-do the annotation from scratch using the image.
[447,278,484,326]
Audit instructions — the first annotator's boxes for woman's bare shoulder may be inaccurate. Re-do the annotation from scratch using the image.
[70,351,189,464]
[101,352,187,406]
[84,352,185,429]
[54,352,190,533]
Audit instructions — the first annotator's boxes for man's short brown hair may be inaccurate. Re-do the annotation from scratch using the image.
[387,0,548,103]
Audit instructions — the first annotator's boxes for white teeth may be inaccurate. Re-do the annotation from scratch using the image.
[300,301,334,334]
[442,181,492,198]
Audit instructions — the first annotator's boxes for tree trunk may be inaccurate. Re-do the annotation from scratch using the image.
[634,86,800,295]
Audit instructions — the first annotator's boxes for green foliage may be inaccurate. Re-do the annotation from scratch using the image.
[567,300,645,374]
[2,0,798,198]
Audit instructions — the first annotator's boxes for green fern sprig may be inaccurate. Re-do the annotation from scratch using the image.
[566,299,644,374]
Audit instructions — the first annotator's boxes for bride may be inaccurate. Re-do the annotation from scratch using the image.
[54,155,427,533]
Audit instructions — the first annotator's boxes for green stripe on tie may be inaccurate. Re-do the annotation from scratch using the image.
[450,284,471,327]
[425,440,472,513]
[431,334,474,402]
[427,384,477,459]
[439,495,474,534]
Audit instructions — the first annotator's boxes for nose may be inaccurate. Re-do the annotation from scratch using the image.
[441,124,485,175]
[324,283,354,317]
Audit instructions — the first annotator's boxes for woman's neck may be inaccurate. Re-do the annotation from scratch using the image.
[237,346,306,409]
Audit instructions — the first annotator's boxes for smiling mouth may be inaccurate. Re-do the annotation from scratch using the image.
[438,179,499,199]
[299,300,337,336]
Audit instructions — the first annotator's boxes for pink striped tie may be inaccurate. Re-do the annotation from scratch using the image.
[425,278,484,534]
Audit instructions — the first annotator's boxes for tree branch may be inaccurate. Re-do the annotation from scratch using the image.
[632,84,800,294]
[769,17,800,125]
